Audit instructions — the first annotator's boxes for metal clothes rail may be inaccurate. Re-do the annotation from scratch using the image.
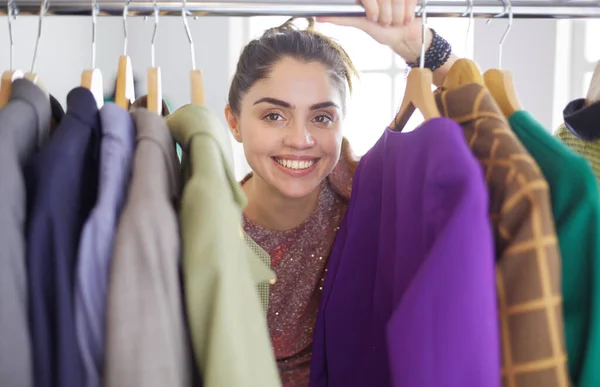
[0,0,599,18]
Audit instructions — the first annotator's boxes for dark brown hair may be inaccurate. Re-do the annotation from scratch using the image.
[228,17,359,115]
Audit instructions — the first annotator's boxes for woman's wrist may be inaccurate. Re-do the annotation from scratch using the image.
[391,27,433,64]
[431,53,457,87]
[405,29,452,71]
[392,28,455,87]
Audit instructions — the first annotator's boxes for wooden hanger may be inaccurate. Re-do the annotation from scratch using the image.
[443,1,482,89]
[443,58,483,89]
[483,0,521,118]
[190,69,205,105]
[81,68,104,109]
[115,55,135,109]
[389,67,440,132]
[0,2,24,108]
[24,0,50,100]
[24,71,41,84]
[81,1,104,109]
[484,69,521,117]
[115,0,135,110]
[147,1,163,115]
[24,71,49,99]
[0,69,23,107]
[182,2,205,105]
[585,60,600,106]
[389,2,440,132]
[147,67,162,115]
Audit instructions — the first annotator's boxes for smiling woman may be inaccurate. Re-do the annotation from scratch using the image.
[225,17,358,210]
[224,18,361,386]
[227,57,346,202]
[224,4,457,385]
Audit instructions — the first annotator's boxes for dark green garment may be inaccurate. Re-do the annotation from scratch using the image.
[509,110,600,387]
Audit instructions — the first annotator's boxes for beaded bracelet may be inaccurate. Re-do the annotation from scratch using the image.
[406,28,453,72]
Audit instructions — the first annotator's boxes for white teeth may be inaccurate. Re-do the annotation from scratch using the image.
[275,158,315,170]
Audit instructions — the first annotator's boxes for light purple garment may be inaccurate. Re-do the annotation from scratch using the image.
[75,103,136,387]
[310,118,500,387]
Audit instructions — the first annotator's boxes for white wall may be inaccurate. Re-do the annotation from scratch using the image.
[474,18,564,130]
[0,16,91,109]
[0,15,237,126]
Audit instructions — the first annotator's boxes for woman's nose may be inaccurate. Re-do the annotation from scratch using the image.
[283,121,315,149]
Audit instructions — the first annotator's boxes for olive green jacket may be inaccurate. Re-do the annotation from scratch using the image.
[167,104,280,387]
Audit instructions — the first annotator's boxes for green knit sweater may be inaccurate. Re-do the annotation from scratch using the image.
[555,124,600,184]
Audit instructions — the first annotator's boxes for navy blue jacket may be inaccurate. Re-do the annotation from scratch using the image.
[26,88,100,387]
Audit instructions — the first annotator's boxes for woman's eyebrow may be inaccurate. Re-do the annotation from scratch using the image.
[253,97,292,108]
[253,98,339,111]
[310,101,339,110]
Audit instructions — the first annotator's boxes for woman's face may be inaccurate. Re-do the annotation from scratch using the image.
[226,57,344,199]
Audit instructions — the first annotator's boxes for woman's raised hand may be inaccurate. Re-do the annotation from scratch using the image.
[317,0,427,63]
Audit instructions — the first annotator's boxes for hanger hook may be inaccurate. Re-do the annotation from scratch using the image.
[151,0,159,68]
[419,0,429,69]
[7,0,19,71]
[91,0,99,69]
[123,0,130,55]
[498,0,512,69]
[182,0,196,71]
[31,0,49,73]
[463,0,473,59]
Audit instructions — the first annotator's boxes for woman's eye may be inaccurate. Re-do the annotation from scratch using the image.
[264,113,283,121]
[313,115,333,124]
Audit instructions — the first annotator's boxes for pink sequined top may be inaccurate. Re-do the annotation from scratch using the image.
[242,138,357,387]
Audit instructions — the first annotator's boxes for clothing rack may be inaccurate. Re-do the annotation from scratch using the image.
[0,0,599,18]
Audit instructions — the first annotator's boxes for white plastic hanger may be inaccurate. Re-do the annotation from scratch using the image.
[0,0,24,108]
[389,0,440,132]
[80,0,104,109]
[114,0,135,110]
[147,0,162,115]
[182,0,205,105]
[483,0,522,118]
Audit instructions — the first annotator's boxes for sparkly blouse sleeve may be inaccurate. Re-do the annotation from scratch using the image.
[328,137,359,201]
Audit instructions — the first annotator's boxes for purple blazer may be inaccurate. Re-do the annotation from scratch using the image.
[310,118,500,387]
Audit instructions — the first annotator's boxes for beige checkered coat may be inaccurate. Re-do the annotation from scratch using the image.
[433,83,569,387]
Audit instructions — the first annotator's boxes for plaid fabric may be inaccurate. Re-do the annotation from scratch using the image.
[555,124,600,183]
[244,232,271,314]
[435,83,569,387]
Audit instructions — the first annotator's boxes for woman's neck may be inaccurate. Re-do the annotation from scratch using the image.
[243,175,321,232]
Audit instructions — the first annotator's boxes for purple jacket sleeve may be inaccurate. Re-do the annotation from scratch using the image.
[386,126,499,386]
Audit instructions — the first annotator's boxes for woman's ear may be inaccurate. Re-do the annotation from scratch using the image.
[224,105,242,143]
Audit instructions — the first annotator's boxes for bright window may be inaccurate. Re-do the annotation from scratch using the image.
[567,20,600,107]
[585,21,600,63]
[239,16,473,173]
[583,21,600,100]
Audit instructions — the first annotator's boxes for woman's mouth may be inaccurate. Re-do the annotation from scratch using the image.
[272,157,316,170]
[271,157,319,177]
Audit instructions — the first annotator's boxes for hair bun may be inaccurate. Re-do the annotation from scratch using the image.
[266,16,316,34]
